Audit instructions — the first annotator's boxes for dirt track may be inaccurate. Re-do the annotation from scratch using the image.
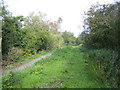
[0,53,52,77]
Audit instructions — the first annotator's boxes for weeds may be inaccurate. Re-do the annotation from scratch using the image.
[84,48,119,88]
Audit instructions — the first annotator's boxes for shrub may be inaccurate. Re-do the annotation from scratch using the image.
[8,47,24,62]
[85,48,119,88]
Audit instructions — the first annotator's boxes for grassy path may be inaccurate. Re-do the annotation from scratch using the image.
[2,46,102,88]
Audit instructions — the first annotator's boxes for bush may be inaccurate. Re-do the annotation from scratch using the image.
[8,47,24,62]
[85,48,119,88]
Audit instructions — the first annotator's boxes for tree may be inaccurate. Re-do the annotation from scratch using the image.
[1,2,64,61]
[47,17,62,35]
[1,1,24,60]
[81,2,120,87]
[76,31,87,45]
[2,16,24,55]
[21,12,64,54]
[83,2,119,49]
[62,31,76,45]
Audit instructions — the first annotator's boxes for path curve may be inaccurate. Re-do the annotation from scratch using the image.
[0,53,52,77]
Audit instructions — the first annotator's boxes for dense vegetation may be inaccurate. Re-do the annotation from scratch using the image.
[79,2,120,87]
[62,31,76,46]
[1,0,120,88]
[2,46,106,88]
[2,13,60,60]
[1,0,78,63]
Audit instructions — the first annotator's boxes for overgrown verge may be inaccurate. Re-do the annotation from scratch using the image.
[81,47,119,88]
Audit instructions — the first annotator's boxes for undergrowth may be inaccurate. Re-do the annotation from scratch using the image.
[81,47,119,88]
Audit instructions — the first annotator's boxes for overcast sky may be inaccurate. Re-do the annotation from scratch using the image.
[4,0,115,37]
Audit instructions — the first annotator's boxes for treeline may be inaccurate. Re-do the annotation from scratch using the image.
[80,2,120,87]
[2,6,63,61]
[1,1,77,62]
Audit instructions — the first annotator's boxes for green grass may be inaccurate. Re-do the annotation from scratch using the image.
[2,46,104,88]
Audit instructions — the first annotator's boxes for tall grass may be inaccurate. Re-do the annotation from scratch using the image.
[82,47,119,88]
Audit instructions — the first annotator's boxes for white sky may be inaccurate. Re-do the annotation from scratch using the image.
[4,0,115,37]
